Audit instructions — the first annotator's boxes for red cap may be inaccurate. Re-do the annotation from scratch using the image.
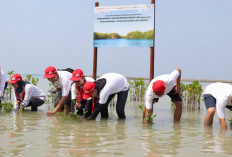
[83,82,96,99]
[44,66,57,78]
[9,74,22,84]
[70,69,84,81]
[152,80,166,95]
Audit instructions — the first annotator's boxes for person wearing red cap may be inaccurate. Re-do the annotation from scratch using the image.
[82,73,129,120]
[9,74,46,111]
[44,66,73,115]
[143,69,182,124]
[70,69,94,116]
[203,83,232,130]
[0,67,8,104]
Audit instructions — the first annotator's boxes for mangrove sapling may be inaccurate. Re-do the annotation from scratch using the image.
[227,115,232,129]
[4,84,13,101]
[66,112,80,120]
[58,111,81,120]
[46,83,56,105]
[57,99,81,120]
[2,101,14,112]
[25,75,39,86]
[3,71,14,101]
[129,78,148,101]
[139,105,156,124]
[176,81,203,111]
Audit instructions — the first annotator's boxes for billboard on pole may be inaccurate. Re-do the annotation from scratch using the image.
[94,4,154,47]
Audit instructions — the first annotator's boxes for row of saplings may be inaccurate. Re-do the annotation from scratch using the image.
[1,71,206,123]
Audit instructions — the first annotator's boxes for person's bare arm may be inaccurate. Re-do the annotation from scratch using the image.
[143,106,153,125]
[19,106,24,112]
[46,96,68,115]
[175,68,181,93]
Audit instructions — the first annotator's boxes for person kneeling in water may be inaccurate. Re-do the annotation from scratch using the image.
[9,74,46,111]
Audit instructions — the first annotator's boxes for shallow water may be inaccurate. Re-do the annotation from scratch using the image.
[1,97,232,157]
[1,75,232,156]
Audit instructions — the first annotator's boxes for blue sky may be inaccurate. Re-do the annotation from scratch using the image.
[0,0,232,80]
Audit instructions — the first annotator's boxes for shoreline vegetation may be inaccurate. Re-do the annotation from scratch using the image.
[94,29,154,40]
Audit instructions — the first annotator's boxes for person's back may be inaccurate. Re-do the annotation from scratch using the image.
[204,83,232,101]
[98,73,129,104]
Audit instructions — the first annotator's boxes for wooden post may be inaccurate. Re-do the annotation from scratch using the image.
[150,0,155,81]
[93,2,99,80]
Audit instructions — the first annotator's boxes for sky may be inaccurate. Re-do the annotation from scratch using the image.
[0,0,232,80]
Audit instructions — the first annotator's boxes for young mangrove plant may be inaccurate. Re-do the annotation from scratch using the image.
[4,71,14,101]
[25,74,39,86]
[1,101,14,112]
[129,78,148,101]
[58,111,81,120]
[139,105,156,124]
[172,81,203,111]
[46,83,56,105]
[227,115,232,129]
[185,80,203,110]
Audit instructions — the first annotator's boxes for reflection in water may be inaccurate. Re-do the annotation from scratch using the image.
[8,113,25,156]
[68,120,128,156]
[201,127,232,155]
[141,123,182,156]
[45,116,129,157]
[1,101,232,156]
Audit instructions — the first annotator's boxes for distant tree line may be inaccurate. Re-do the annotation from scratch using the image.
[94,29,154,40]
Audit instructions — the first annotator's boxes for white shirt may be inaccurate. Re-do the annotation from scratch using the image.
[98,73,129,104]
[54,71,72,96]
[203,82,232,119]
[0,69,7,97]
[18,84,46,107]
[71,77,95,99]
[145,70,180,109]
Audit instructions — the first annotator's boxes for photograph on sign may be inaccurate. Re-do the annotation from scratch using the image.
[93,4,154,47]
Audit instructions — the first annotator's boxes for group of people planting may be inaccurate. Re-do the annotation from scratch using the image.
[0,67,232,129]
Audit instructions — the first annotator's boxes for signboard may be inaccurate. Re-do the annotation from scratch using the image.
[94,4,154,47]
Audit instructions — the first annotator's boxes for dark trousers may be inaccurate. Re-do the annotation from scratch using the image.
[90,89,129,119]
[83,98,108,119]
[27,97,45,111]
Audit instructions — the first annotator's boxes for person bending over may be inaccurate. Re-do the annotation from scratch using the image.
[203,82,232,130]
[143,69,182,124]
[44,66,72,115]
[83,73,129,120]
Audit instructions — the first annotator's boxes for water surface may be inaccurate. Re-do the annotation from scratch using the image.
[1,75,232,156]
[1,98,232,157]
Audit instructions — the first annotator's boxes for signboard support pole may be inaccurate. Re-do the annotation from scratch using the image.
[150,0,155,81]
[93,2,99,80]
